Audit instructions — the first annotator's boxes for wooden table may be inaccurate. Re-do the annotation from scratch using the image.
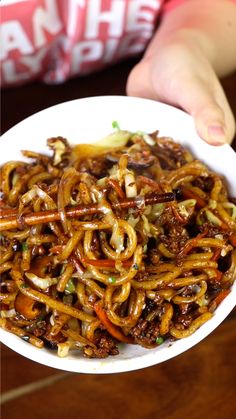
[1,58,236,419]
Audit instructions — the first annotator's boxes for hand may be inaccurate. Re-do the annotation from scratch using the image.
[126,40,235,145]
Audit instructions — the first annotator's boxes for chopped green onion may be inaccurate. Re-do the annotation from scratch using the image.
[65,279,76,294]
[132,263,139,270]
[63,295,73,305]
[22,242,28,252]
[143,244,148,253]
[108,277,116,284]
[20,283,29,289]
[37,314,45,327]
[37,314,45,322]
[222,202,236,220]
[156,336,164,345]
[112,120,120,131]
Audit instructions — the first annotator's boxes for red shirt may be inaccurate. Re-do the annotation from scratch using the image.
[0,0,234,87]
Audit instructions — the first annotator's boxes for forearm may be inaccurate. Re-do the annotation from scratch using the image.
[145,0,236,77]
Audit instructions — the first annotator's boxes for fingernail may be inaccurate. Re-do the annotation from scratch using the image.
[208,125,226,145]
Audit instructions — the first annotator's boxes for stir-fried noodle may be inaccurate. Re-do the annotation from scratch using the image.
[0,130,235,358]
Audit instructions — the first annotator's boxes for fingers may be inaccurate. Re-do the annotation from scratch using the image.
[126,59,235,145]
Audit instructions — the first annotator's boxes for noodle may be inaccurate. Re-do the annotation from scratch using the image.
[0,130,235,358]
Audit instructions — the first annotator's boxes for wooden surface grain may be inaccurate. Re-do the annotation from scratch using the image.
[1,58,236,419]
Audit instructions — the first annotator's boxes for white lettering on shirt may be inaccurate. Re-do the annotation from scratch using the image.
[0,0,163,86]
[33,0,63,48]
[71,40,103,73]
[2,60,31,83]
[67,0,85,37]
[85,0,125,38]
[0,21,33,60]
[1,46,48,83]
[126,0,161,32]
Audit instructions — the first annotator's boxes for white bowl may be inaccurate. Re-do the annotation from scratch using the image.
[0,96,235,374]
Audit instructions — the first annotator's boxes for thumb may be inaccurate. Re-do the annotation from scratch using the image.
[194,100,227,146]
[176,81,235,146]
[151,72,236,146]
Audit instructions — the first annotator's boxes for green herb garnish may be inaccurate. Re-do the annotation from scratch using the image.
[20,283,29,289]
[156,336,164,345]
[108,277,116,284]
[63,295,73,305]
[65,279,75,294]
[22,242,28,252]
[112,120,120,131]
[37,314,46,322]
[132,263,139,270]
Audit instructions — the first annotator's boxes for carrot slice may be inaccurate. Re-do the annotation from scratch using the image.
[171,204,186,224]
[229,234,236,247]
[211,289,231,307]
[49,245,64,254]
[137,175,161,191]
[181,187,207,208]
[178,229,208,257]
[214,269,223,282]
[107,178,126,199]
[94,301,133,344]
[212,248,222,262]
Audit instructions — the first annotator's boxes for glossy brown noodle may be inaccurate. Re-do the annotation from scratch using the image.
[0,131,236,358]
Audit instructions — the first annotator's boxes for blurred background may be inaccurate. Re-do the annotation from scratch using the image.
[1,56,236,419]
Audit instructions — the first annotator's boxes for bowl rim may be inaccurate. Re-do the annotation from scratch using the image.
[0,95,235,374]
